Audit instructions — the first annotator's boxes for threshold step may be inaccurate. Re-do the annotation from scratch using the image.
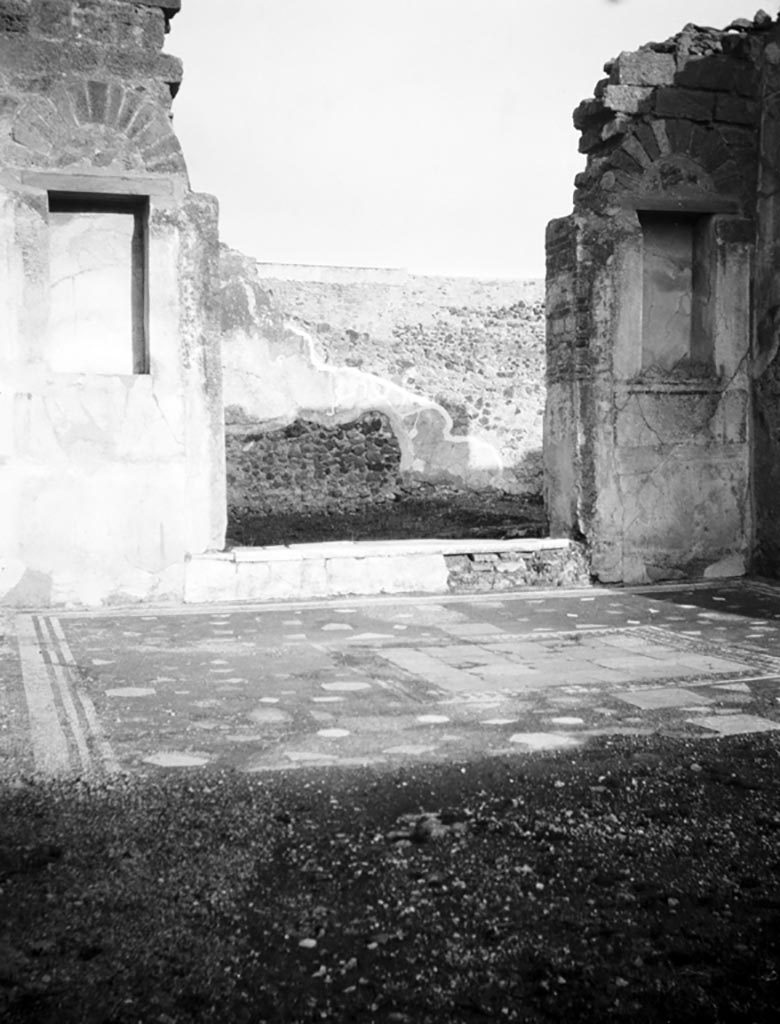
[184,538,589,604]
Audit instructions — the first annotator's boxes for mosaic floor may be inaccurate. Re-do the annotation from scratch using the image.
[6,580,780,775]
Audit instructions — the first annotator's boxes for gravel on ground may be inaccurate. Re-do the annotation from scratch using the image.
[227,489,547,547]
[1,732,779,1023]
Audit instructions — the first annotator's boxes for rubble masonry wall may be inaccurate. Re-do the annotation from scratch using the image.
[219,250,544,530]
[545,12,779,583]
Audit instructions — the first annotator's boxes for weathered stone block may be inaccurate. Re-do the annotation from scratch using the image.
[11,115,49,151]
[613,51,676,87]
[621,133,652,169]
[101,49,183,85]
[720,124,758,155]
[600,114,630,141]
[30,0,70,39]
[608,146,643,177]
[694,128,731,173]
[0,35,104,80]
[0,0,31,34]
[72,3,114,47]
[100,4,164,51]
[116,89,142,131]
[676,55,758,96]
[650,118,672,156]
[654,87,715,122]
[572,97,608,131]
[495,559,525,573]
[126,103,154,138]
[578,127,605,154]
[633,122,661,162]
[140,133,185,173]
[711,160,743,194]
[603,85,653,115]
[136,0,181,11]
[86,79,107,122]
[665,117,695,154]
[141,7,165,51]
[714,94,758,125]
[0,93,19,117]
[104,78,123,125]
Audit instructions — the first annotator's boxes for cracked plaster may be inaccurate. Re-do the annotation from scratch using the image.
[545,16,766,584]
[0,1,225,607]
[221,276,504,491]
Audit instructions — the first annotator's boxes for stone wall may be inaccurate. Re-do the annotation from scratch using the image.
[751,17,780,577]
[0,0,226,606]
[219,251,544,535]
[256,266,545,495]
[226,412,402,538]
[545,12,773,584]
[0,0,186,175]
[445,543,590,593]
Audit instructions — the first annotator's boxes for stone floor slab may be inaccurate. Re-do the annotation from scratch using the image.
[687,714,780,736]
[437,622,508,638]
[616,687,714,710]
[670,653,753,674]
[106,687,156,698]
[508,733,581,750]
[378,648,479,691]
[143,752,210,768]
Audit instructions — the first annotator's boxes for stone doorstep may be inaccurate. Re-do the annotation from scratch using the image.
[225,537,575,562]
[184,538,583,604]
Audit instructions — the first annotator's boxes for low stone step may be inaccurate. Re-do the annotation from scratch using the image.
[184,538,590,603]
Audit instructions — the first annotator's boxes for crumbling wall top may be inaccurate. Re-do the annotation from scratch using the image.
[570,9,776,216]
[0,0,181,35]
[0,0,189,178]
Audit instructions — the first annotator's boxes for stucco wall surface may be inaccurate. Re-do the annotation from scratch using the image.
[545,13,770,585]
[0,0,225,607]
[256,265,545,493]
[220,249,544,529]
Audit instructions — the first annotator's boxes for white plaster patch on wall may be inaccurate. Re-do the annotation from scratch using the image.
[222,298,505,490]
[245,266,546,489]
[0,558,26,599]
[48,211,135,375]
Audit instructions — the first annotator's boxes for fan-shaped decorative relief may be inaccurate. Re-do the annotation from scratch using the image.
[601,118,754,207]
[638,154,717,196]
[5,78,186,175]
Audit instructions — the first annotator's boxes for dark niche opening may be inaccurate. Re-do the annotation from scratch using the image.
[47,192,149,374]
[639,210,714,376]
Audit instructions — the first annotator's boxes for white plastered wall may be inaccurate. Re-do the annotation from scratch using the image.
[0,175,225,607]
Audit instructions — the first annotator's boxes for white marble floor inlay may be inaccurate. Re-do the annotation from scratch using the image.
[143,752,209,768]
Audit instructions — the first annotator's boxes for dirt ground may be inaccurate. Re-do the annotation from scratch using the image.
[227,489,547,547]
[2,732,779,1023]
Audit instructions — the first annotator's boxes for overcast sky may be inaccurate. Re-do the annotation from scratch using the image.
[170,0,749,279]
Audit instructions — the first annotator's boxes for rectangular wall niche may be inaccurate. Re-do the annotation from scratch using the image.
[47,192,149,374]
[639,211,714,375]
